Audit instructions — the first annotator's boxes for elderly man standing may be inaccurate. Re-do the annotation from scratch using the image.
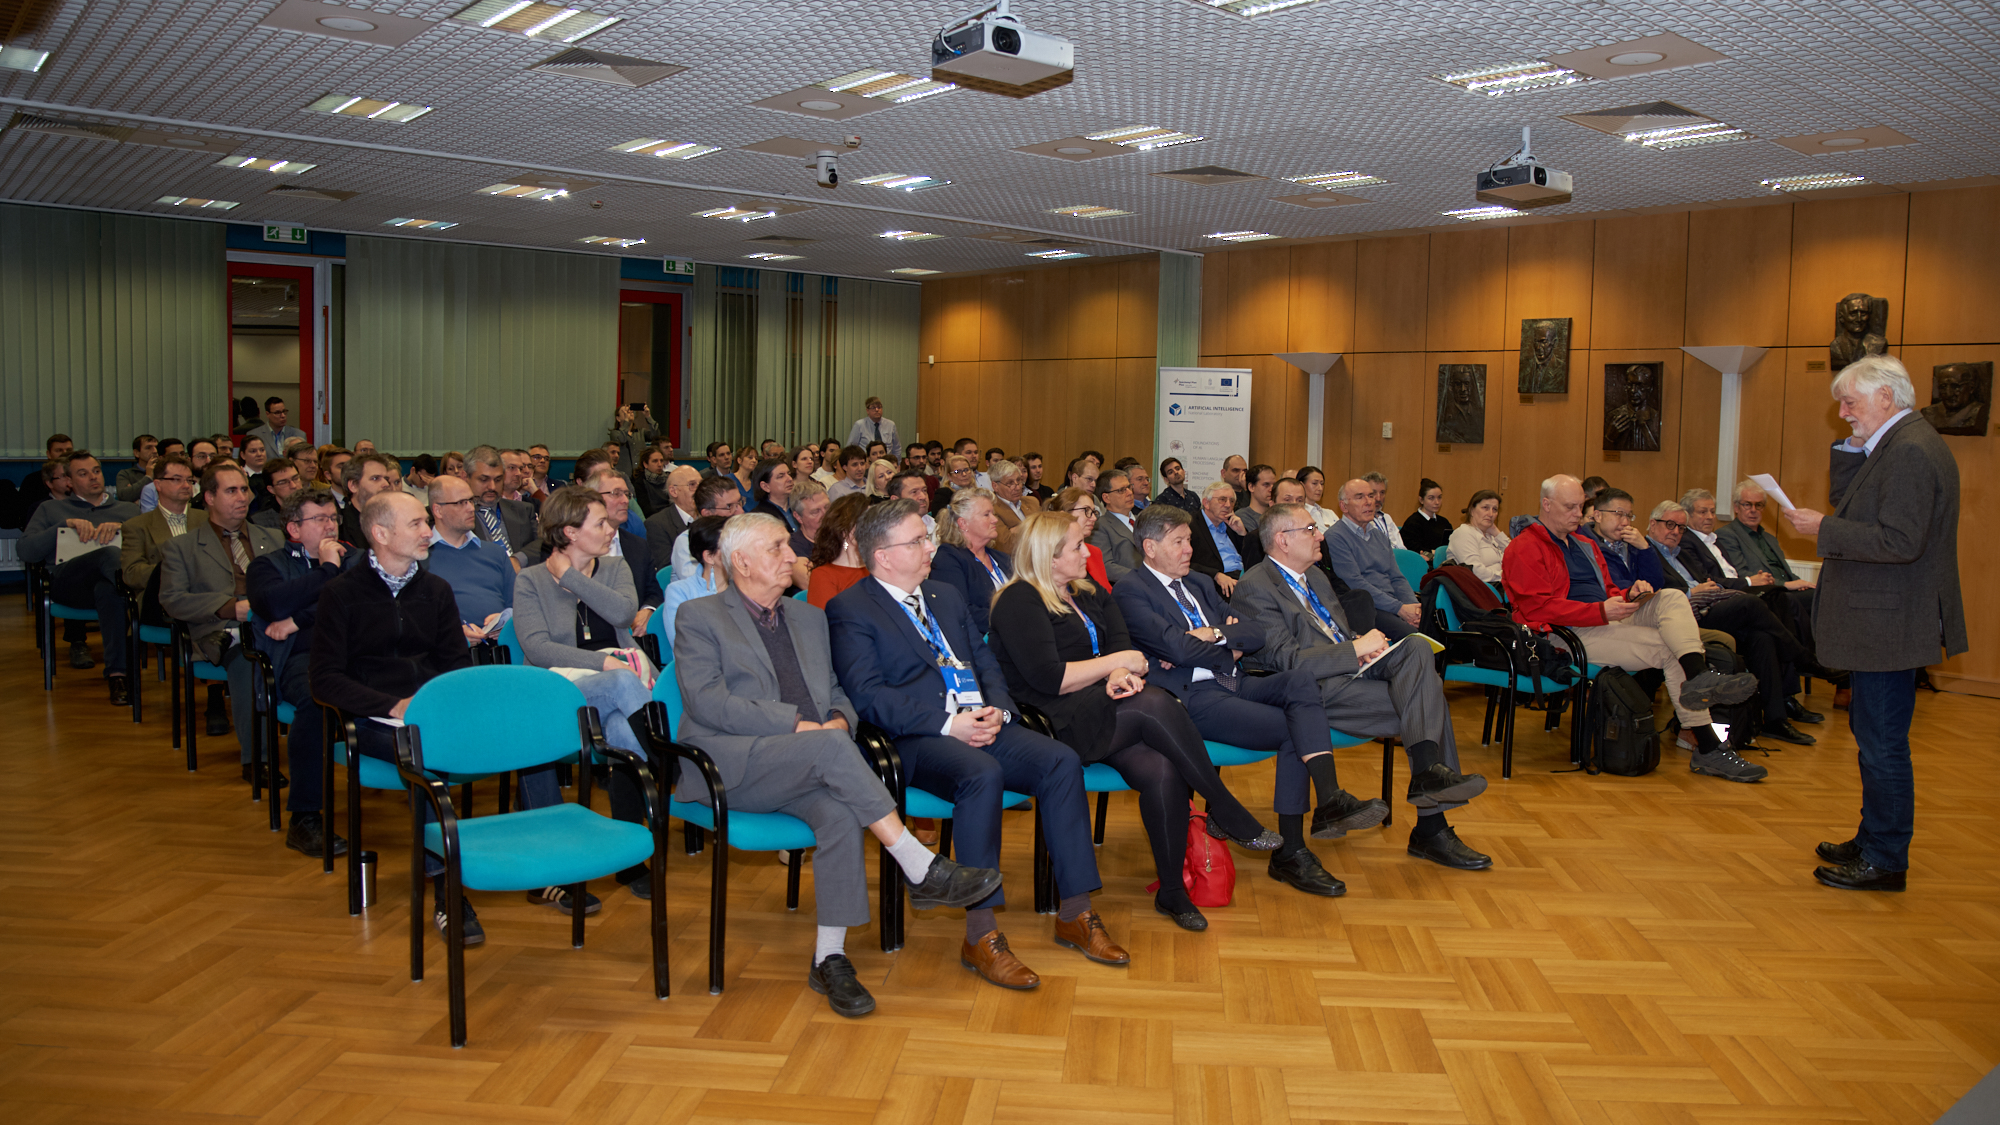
[673,512,1001,1017]
[1320,479,1420,639]
[1780,356,1964,892]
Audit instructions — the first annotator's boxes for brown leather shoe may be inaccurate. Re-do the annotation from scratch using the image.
[1052,910,1130,966]
[910,817,941,847]
[960,930,1040,990]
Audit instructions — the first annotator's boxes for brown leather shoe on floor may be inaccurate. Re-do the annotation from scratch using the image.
[960,930,1040,990]
[910,816,940,846]
[1833,687,1852,710]
[1052,910,1130,966]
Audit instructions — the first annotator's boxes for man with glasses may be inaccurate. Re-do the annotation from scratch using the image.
[1688,486,1841,710]
[247,396,307,453]
[426,475,515,641]
[668,473,746,585]
[500,449,540,513]
[252,462,304,531]
[465,445,537,567]
[140,438,217,513]
[246,486,352,859]
[525,444,554,500]
[1089,469,1141,584]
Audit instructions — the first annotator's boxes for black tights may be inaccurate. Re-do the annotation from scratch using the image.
[1101,687,1265,912]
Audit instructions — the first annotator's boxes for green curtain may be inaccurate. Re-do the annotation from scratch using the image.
[1157,251,1201,369]
[832,277,920,447]
[0,203,226,458]
[343,236,618,454]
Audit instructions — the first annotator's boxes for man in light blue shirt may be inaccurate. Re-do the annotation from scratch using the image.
[246,396,308,453]
[845,397,901,458]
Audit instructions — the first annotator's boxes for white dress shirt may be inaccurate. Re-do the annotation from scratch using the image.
[1145,564,1228,683]
[876,577,962,735]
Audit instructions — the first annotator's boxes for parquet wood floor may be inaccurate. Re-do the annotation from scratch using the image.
[2,599,1995,1125]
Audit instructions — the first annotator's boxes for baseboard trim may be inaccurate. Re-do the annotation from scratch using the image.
[1931,671,2000,698]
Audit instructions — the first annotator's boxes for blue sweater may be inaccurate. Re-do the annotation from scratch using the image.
[1320,518,1414,612]
[424,532,514,625]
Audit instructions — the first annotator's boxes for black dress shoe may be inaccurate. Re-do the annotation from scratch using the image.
[241,762,288,788]
[1785,697,1824,724]
[1407,826,1493,870]
[1267,848,1346,897]
[1311,791,1389,839]
[1814,858,1906,892]
[284,813,349,858]
[208,711,232,737]
[808,953,876,1018]
[1406,763,1487,809]
[907,855,1003,909]
[1154,900,1208,931]
[619,869,654,900]
[1759,720,1816,746]
[69,642,95,669]
[1815,839,1862,865]
[108,675,130,706]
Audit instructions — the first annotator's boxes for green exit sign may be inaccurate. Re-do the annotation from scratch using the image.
[263,223,307,244]
[662,257,695,277]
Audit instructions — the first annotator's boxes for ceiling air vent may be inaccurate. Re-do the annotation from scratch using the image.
[528,48,686,88]
[1152,165,1266,186]
[5,111,132,142]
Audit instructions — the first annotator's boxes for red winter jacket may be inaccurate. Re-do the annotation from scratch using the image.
[1501,520,1625,630]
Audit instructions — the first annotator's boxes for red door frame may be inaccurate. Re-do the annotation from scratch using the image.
[619,289,685,446]
[226,262,315,445]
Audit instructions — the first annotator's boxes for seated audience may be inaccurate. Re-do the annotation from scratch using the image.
[122,454,204,594]
[644,465,703,579]
[813,439,842,486]
[1446,489,1509,582]
[1114,505,1388,896]
[1296,465,1335,530]
[1235,503,1493,870]
[440,450,466,479]
[425,474,514,640]
[788,480,829,589]
[1024,452,1053,501]
[830,500,1124,987]
[1221,455,1251,511]
[1321,478,1420,639]
[579,464,663,634]
[1052,485,1113,589]
[1503,475,1765,782]
[724,447,757,508]
[1237,463,1275,538]
[246,396,307,453]
[1190,480,1262,597]
[1122,458,1152,511]
[866,458,897,500]
[402,453,437,508]
[525,445,554,500]
[1717,476,1820,613]
[116,434,158,502]
[934,454,976,513]
[337,453,399,548]
[790,446,821,494]
[140,438,217,512]
[805,493,871,608]
[466,445,537,564]
[160,464,284,759]
[826,445,870,501]
[930,487,1010,637]
[669,473,745,583]
[658,516,728,652]
[675,512,1000,1016]
[985,460,1035,554]
[750,459,797,530]
[1062,456,1099,496]
[21,450,139,698]
[315,445,352,506]
[1089,469,1141,585]
[1400,478,1452,560]
[240,435,272,501]
[633,447,671,517]
[252,461,303,531]
[1153,457,1199,516]
[19,433,73,513]
[1361,472,1408,550]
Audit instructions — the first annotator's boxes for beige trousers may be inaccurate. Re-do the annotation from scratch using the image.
[1568,588,1710,727]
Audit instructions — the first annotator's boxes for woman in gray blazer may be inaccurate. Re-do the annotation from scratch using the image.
[513,485,658,901]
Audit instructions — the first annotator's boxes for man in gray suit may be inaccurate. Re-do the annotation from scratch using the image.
[466,445,536,566]
[1088,469,1140,584]
[1782,356,1965,892]
[671,512,1002,1018]
[160,464,286,777]
[1233,503,1493,872]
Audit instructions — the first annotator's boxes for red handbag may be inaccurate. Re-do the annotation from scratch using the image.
[1147,804,1237,908]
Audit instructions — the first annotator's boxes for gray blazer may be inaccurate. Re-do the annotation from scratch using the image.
[1714,519,1798,582]
[1812,413,1965,671]
[1090,512,1140,585]
[1232,558,1365,680]
[672,587,856,791]
[160,521,285,663]
[513,556,637,670]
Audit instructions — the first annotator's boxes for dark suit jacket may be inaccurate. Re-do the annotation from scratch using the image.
[1112,567,1264,700]
[826,578,1019,739]
[928,542,1011,637]
[1814,412,1965,670]
[644,503,694,580]
[1232,558,1365,681]
[246,541,344,673]
[1715,519,1799,582]
[1679,533,1751,590]
[473,499,537,558]
[1189,512,1263,583]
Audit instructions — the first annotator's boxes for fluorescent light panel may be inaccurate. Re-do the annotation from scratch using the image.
[452,0,620,42]
[1287,170,1388,188]
[579,235,646,247]
[303,95,433,122]
[696,206,777,221]
[479,182,569,200]
[888,268,939,275]
[1435,61,1589,96]
[879,229,943,242]
[1442,205,1521,220]
[1048,204,1134,219]
[1761,172,1869,192]
[611,138,721,160]
[1208,230,1277,242]
[817,68,956,102]
[1027,249,1089,259]
[851,172,952,192]
[0,45,51,72]
[214,156,317,174]
[1084,125,1205,150]
[745,252,803,261]
[1625,121,1750,148]
[1199,0,1320,13]
[155,195,239,210]
[384,217,459,229]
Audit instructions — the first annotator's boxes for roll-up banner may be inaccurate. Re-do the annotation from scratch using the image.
[1155,367,1252,489]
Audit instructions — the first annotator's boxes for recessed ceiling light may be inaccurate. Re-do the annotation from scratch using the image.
[259,0,432,46]
[1625,121,1750,149]
[479,182,573,200]
[610,138,721,160]
[1048,205,1134,219]
[1607,52,1665,65]
[745,234,817,247]
[1286,170,1388,189]
[383,217,459,229]
[696,205,779,222]
[579,235,646,248]
[1193,0,1321,14]
[451,1,620,42]
[1770,125,1917,156]
[1435,62,1590,97]
[852,173,953,192]
[1545,33,1729,80]
[879,229,943,242]
[0,46,50,72]
[1208,230,1278,242]
[303,95,433,122]
[1027,249,1090,259]
[745,252,803,261]
[817,68,957,103]
[1760,172,1869,192]
[1442,205,1522,220]
[155,195,239,210]
[889,268,940,276]
[1275,192,1370,208]
[214,156,318,174]
[1084,125,1205,150]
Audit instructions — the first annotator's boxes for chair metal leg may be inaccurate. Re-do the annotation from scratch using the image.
[169,642,183,755]
[1380,740,1397,828]
[348,751,366,915]
[570,882,586,949]
[709,823,728,993]
[1480,688,1497,746]
[410,789,428,981]
[1093,791,1109,845]
[650,856,671,1000]
[937,818,953,859]
[40,597,55,691]
[785,850,802,910]
[1032,804,1054,915]
[683,821,704,855]
[322,712,336,876]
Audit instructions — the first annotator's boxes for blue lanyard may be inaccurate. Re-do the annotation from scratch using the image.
[976,550,1005,588]
[1073,600,1101,656]
[901,598,954,662]
[1278,567,1345,642]
[1168,581,1205,629]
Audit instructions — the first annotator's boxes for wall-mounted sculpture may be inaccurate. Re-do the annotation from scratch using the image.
[1604,362,1664,451]
[1518,318,1571,394]
[1921,361,1991,436]
[1830,292,1888,371]
[1436,364,1486,443]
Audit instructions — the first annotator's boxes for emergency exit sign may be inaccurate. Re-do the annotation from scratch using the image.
[263,223,307,244]
[661,257,695,277]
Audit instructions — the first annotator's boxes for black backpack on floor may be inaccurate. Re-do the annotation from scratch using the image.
[1589,667,1660,776]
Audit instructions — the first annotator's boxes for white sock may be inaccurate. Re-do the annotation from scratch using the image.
[884,826,938,884]
[814,925,846,966]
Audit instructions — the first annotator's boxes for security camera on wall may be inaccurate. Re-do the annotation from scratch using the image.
[931,0,1075,98]
[1476,126,1573,209]
[808,150,839,188]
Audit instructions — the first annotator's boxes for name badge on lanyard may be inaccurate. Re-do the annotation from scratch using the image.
[943,659,984,712]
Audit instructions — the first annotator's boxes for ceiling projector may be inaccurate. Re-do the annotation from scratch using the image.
[931,0,1074,98]
[1475,127,1573,209]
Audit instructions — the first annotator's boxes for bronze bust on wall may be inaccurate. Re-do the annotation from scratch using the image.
[1604,362,1663,452]
[1436,364,1486,444]
[1830,292,1888,371]
[1922,361,1991,436]
[1517,318,1571,394]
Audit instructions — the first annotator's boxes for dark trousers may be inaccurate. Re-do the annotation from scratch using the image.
[1847,669,1917,872]
[354,721,564,877]
[1701,592,1810,722]
[275,654,323,813]
[1374,608,1416,641]
[51,548,128,676]
[1181,668,1321,815]
[896,722,1101,908]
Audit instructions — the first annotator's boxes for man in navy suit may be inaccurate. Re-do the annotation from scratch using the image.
[828,499,1127,989]
[1113,504,1390,898]
[245,485,352,860]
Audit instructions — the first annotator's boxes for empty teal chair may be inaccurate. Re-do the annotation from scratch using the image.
[399,665,668,1047]
[175,621,235,772]
[1393,547,1429,598]
[494,619,525,667]
[1429,582,1597,778]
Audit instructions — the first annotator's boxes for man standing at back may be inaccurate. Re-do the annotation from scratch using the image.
[846,396,901,459]
[1781,356,1963,892]
[20,450,140,700]
[248,396,307,453]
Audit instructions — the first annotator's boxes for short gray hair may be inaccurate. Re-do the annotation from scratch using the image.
[1679,487,1715,511]
[1541,474,1578,500]
[987,458,1020,485]
[854,497,924,570]
[1650,499,1685,521]
[717,512,786,574]
[1134,502,1191,547]
[1202,480,1235,500]
[1831,353,1916,410]
[1361,471,1386,486]
[1260,502,1310,551]
[465,444,504,470]
[1733,478,1764,503]
[788,477,826,513]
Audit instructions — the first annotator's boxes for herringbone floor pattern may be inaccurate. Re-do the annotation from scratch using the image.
[1,599,1993,1124]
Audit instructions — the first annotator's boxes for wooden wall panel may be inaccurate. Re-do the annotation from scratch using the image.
[1591,213,1689,350]
[1787,194,1910,349]
[1354,235,1429,353]
[1287,241,1356,353]
[1676,351,1725,502]
[918,356,944,441]
[1420,351,1504,523]
[926,361,976,447]
[1115,258,1159,358]
[1496,348,1587,516]
[1016,359,1067,458]
[1233,353,1305,472]
[1426,229,1510,353]
[1771,346,1845,560]
[977,360,1022,453]
[1318,356,1353,478]
[1902,343,1998,689]
[1686,203,1792,346]
[1067,263,1122,359]
[1581,350,1685,513]
[1904,186,2000,345]
[978,272,1027,361]
[1505,220,1596,351]
[1022,270,1074,360]
[934,277,981,362]
[1346,352,1426,503]
[1114,356,1157,464]
[1070,358,1120,462]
